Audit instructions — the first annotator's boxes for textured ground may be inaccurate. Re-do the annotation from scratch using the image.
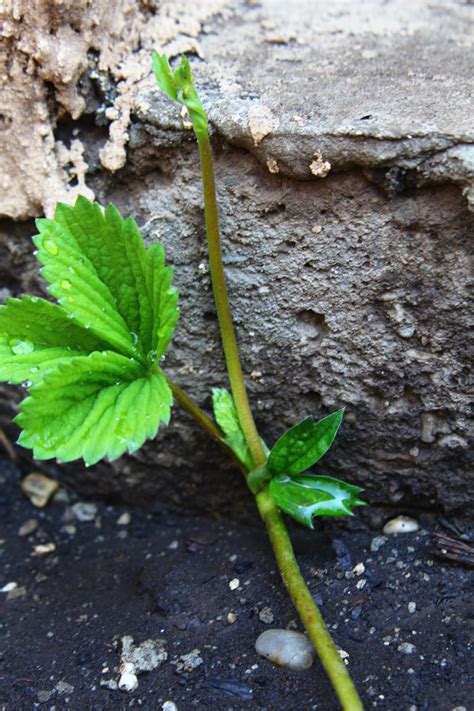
[1,456,472,710]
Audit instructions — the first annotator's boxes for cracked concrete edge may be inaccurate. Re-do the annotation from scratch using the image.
[1,0,473,220]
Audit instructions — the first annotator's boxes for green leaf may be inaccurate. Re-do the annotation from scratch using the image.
[144,244,179,360]
[212,387,254,470]
[269,474,365,529]
[0,196,179,465]
[16,351,172,466]
[0,296,109,385]
[268,410,344,476]
[152,51,209,140]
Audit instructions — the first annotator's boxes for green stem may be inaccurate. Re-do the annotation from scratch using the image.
[256,488,364,711]
[166,375,222,442]
[197,135,266,469]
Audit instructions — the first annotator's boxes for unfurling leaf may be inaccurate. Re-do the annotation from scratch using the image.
[152,52,208,140]
[212,387,254,470]
[0,196,179,465]
[269,474,364,529]
[268,410,344,476]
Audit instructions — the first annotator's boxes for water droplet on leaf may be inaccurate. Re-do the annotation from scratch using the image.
[10,338,34,355]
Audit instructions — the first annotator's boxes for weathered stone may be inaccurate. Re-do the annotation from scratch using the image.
[0,0,472,518]
[255,629,315,671]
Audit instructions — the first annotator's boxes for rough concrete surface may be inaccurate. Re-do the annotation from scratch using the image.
[0,0,472,518]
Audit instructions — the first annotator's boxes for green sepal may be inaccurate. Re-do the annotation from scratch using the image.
[247,464,271,495]
[151,51,208,140]
[269,474,365,529]
[268,410,344,476]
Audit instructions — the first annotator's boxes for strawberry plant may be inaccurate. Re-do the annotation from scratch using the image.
[0,53,365,710]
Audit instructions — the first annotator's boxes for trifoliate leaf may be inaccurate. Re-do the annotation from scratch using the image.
[268,410,344,476]
[16,351,172,466]
[269,474,365,529]
[0,196,179,464]
[152,51,208,140]
[212,387,254,470]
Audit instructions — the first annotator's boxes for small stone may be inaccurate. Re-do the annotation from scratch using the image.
[121,635,167,673]
[55,680,74,695]
[352,562,365,576]
[168,540,179,550]
[20,472,59,508]
[100,678,118,690]
[7,585,27,601]
[255,629,316,672]
[259,607,274,624]
[370,535,388,552]
[175,649,203,673]
[162,702,178,711]
[338,649,350,665]
[37,690,54,703]
[398,642,416,655]
[1,581,17,593]
[398,325,415,338]
[72,502,98,522]
[408,602,417,614]
[229,578,240,590]
[18,518,38,536]
[383,516,419,535]
[117,512,131,526]
[34,542,56,556]
[227,612,237,624]
[118,664,138,692]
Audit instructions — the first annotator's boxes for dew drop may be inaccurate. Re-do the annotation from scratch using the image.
[61,279,72,290]
[10,338,34,355]
[30,367,39,373]
[43,239,58,255]
[131,332,138,345]
[30,296,39,303]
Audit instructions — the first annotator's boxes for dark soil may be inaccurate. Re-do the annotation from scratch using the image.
[0,455,472,711]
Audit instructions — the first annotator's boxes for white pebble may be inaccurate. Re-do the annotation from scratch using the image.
[352,562,365,576]
[227,612,237,624]
[1,582,17,593]
[398,642,416,655]
[18,519,38,536]
[118,667,138,692]
[229,578,240,590]
[370,535,388,552]
[259,606,274,624]
[408,602,417,614]
[162,702,178,711]
[72,502,98,522]
[383,516,419,535]
[255,629,315,671]
[117,512,131,526]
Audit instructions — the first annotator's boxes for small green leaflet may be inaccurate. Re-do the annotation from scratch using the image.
[152,52,208,140]
[267,410,344,476]
[212,388,254,470]
[0,196,179,465]
[269,474,365,529]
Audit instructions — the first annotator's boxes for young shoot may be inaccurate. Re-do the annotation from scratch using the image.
[0,51,366,710]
